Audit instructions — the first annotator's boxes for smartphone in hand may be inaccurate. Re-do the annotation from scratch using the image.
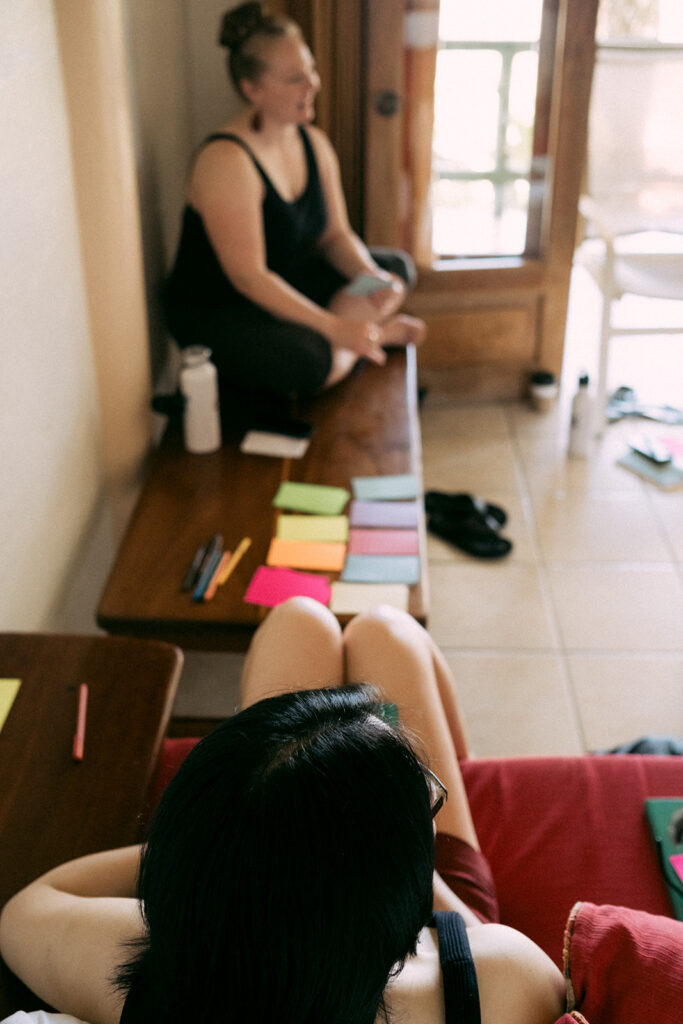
[344,273,392,297]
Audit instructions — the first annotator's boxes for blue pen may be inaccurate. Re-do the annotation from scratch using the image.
[192,548,223,602]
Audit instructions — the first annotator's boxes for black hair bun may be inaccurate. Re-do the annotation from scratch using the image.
[219,2,266,50]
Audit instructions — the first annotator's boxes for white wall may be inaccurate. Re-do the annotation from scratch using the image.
[0,0,245,637]
[183,0,245,149]
[125,0,244,387]
[0,2,104,631]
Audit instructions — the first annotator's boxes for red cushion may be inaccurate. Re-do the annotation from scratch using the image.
[460,756,682,965]
[565,901,683,1023]
[148,737,199,809]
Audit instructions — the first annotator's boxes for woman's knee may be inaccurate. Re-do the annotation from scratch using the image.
[343,606,429,665]
[257,597,341,649]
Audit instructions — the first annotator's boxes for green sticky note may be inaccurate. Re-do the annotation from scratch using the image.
[273,481,350,516]
[0,679,21,732]
[277,514,349,543]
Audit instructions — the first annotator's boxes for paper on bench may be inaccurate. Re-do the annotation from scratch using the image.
[0,679,21,733]
[351,473,419,501]
[273,481,350,516]
[349,500,419,529]
[277,514,349,543]
[348,528,419,555]
[240,430,310,459]
[267,537,346,572]
[341,554,421,585]
[244,566,331,607]
[330,582,409,614]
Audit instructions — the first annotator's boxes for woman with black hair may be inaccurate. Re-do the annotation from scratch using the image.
[164,2,425,403]
[0,599,564,1024]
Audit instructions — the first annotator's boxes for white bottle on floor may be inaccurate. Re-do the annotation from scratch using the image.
[180,346,222,454]
[568,373,594,458]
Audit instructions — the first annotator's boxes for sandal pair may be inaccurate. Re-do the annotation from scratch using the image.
[425,491,512,559]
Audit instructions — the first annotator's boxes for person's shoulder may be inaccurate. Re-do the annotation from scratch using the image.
[303,124,337,165]
[189,128,262,206]
[468,924,565,1024]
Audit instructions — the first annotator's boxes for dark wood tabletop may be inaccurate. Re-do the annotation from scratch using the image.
[0,631,183,1018]
[97,348,428,651]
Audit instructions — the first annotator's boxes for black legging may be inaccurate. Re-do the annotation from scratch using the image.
[165,248,417,400]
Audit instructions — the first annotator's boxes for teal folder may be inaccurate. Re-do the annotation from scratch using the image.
[645,798,683,921]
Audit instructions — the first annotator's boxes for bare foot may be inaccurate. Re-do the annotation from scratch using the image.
[381,314,427,347]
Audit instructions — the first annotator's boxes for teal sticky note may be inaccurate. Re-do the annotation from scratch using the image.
[351,473,419,501]
[273,481,351,516]
[341,554,421,585]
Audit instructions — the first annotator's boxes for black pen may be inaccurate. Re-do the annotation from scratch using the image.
[181,539,211,591]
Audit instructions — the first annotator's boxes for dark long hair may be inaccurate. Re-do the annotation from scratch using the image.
[117,685,435,1024]
[218,2,302,100]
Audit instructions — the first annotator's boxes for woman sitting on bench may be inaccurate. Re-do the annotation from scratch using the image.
[0,599,564,1024]
[164,2,425,401]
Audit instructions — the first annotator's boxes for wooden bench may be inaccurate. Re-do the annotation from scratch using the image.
[97,347,428,652]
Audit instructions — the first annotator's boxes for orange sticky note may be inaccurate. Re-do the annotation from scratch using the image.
[266,537,346,572]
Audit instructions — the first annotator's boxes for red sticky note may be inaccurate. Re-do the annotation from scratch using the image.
[244,566,331,608]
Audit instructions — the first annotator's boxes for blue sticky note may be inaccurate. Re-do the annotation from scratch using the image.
[351,474,420,501]
[341,554,421,585]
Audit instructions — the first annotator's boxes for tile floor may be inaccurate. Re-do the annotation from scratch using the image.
[173,264,683,756]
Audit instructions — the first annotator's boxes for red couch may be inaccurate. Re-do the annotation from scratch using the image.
[152,743,683,1023]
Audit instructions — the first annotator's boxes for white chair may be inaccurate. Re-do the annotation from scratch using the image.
[575,45,683,429]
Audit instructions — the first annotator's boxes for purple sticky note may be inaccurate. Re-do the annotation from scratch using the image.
[349,500,420,529]
[244,565,331,608]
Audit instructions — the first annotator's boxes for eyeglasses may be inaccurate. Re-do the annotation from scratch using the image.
[424,766,448,818]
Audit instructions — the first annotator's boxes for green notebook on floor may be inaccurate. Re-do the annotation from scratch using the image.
[645,798,683,921]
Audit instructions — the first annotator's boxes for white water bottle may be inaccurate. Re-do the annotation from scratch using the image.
[179,346,221,454]
[568,373,594,458]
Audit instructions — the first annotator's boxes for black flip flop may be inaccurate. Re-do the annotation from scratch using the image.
[427,513,512,559]
[425,491,507,530]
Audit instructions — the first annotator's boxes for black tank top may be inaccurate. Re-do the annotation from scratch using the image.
[165,126,327,308]
[432,911,482,1024]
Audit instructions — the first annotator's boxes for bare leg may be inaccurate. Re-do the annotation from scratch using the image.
[342,606,478,850]
[240,597,344,708]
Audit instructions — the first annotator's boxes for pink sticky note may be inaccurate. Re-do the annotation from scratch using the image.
[671,853,683,883]
[348,528,420,555]
[244,566,331,608]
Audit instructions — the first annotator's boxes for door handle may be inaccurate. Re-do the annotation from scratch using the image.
[373,89,401,117]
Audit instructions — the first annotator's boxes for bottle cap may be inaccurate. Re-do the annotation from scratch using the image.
[530,370,556,386]
[182,345,213,367]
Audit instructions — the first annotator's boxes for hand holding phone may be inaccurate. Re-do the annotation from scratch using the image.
[344,273,394,297]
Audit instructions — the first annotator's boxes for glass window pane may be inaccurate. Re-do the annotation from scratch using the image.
[507,51,538,174]
[432,0,546,258]
[439,1,541,43]
[433,51,502,173]
[432,179,529,257]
